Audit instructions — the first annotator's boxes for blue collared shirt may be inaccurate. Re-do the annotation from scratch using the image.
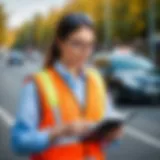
[11,62,113,154]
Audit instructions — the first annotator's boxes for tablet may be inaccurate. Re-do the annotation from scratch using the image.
[81,110,136,142]
[81,118,124,142]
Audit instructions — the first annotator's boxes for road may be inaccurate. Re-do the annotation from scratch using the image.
[0,56,160,160]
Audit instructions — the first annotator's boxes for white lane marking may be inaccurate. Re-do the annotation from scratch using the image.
[0,106,160,149]
[0,106,14,126]
[106,108,160,149]
[125,126,160,149]
[115,110,160,149]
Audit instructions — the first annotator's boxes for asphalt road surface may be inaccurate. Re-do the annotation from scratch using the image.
[0,56,160,160]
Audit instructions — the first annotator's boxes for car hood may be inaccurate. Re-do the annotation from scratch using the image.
[113,70,160,84]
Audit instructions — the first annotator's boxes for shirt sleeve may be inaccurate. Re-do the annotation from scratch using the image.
[104,90,115,118]
[104,91,125,120]
[11,82,51,154]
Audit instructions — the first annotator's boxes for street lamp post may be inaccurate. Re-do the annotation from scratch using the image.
[104,0,112,49]
[148,0,156,61]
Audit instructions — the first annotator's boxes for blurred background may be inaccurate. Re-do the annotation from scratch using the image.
[0,0,160,160]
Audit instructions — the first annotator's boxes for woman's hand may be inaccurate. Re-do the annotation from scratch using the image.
[49,121,94,143]
[66,120,94,136]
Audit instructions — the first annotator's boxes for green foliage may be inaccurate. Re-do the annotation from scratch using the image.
[155,0,160,32]
[11,0,160,49]
[0,4,7,46]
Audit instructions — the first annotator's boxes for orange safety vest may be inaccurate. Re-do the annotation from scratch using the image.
[31,67,106,160]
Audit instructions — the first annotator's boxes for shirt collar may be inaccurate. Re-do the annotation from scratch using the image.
[54,61,86,81]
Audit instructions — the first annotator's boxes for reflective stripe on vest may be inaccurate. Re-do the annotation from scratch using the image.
[36,70,61,124]
[40,71,58,106]
[86,68,106,117]
[86,68,106,93]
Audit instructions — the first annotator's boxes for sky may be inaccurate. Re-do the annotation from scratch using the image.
[1,0,67,28]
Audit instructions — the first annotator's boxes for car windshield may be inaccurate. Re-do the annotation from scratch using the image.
[110,55,154,71]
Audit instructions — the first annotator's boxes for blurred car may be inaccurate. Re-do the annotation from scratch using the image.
[93,53,160,104]
[7,50,24,66]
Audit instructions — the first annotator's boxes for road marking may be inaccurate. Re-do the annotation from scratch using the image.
[125,126,160,149]
[115,110,160,149]
[0,106,160,149]
[0,106,14,126]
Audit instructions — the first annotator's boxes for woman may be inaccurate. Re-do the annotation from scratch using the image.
[11,13,122,160]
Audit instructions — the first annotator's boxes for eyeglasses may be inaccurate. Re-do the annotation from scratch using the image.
[66,39,96,51]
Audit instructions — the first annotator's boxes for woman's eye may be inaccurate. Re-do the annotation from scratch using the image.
[69,40,81,44]
[71,41,94,46]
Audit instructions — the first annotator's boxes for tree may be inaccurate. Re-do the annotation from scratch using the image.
[12,0,160,50]
[0,4,7,46]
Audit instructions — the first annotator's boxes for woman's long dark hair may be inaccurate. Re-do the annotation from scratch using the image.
[44,13,94,68]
